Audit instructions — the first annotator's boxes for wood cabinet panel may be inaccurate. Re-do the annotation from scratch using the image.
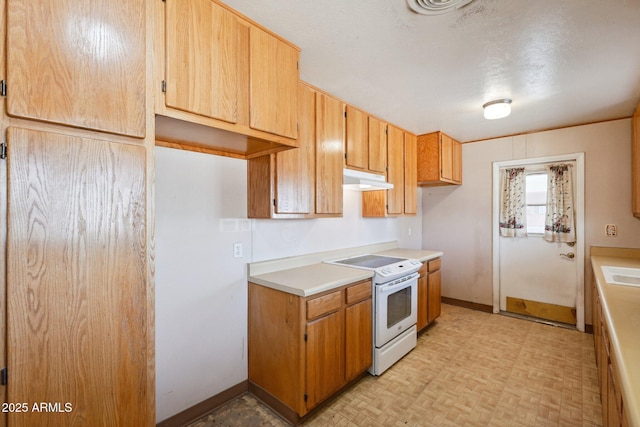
[345,299,372,381]
[417,274,428,331]
[417,131,462,186]
[428,258,442,272]
[346,280,372,304]
[404,133,417,215]
[7,127,149,426]
[427,269,442,324]
[418,258,441,332]
[7,0,146,138]
[386,125,405,215]
[248,283,303,413]
[306,311,344,410]
[440,133,454,181]
[249,25,299,139]
[165,0,238,124]
[368,116,387,174]
[316,92,344,215]
[345,106,368,170]
[275,83,315,214]
[307,291,342,320]
[362,130,417,217]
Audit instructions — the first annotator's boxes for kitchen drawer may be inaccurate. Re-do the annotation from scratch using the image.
[428,258,441,272]
[345,280,372,305]
[307,290,342,320]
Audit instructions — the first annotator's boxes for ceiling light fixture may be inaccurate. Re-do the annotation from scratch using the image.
[483,99,512,120]
[407,0,477,15]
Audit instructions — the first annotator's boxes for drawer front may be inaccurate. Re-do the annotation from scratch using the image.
[345,280,372,305]
[307,290,342,320]
[428,258,441,272]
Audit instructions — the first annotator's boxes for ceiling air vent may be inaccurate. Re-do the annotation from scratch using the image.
[407,0,477,15]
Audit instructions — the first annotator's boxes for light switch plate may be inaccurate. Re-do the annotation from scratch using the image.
[605,224,617,237]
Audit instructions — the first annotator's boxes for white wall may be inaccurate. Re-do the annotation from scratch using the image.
[422,119,640,322]
[154,146,421,421]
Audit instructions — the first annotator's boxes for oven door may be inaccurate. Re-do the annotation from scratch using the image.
[375,272,419,348]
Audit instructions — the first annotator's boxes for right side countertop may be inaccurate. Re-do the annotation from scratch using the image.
[591,247,640,426]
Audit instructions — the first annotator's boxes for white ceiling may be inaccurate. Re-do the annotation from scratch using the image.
[223,0,640,142]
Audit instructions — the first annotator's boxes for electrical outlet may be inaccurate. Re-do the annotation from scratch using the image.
[233,242,243,258]
[605,224,617,237]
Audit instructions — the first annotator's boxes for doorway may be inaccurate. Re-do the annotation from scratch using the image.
[492,153,585,331]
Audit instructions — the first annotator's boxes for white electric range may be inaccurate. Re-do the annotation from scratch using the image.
[326,254,421,375]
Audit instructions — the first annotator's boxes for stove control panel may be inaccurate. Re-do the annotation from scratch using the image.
[376,259,422,280]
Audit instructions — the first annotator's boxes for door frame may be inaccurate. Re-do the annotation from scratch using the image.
[491,153,585,331]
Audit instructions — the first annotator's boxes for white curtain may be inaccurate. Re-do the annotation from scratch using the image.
[544,164,576,243]
[499,167,527,237]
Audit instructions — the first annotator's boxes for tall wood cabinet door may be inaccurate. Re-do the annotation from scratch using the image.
[249,26,299,139]
[386,125,405,215]
[6,128,149,426]
[345,106,368,170]
[315,93,344,215]
[165,0,238,124]
[306,312,344,410]
[440,134,454,181]
[427,270,442,323]
[404,133,417,214]
[368,117,387,175]
[275,84,315,214]
[345,299,372,381]
[6,0,146,138]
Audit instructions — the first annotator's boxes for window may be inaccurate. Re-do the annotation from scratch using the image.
[525,173,547,235]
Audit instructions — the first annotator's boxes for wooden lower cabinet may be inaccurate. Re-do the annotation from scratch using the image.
[592,277,630,427]
[417,257,442,331]
[248,279,372,423]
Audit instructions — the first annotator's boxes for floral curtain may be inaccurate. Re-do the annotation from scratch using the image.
[544,164,576,243]
[499,167,527,237]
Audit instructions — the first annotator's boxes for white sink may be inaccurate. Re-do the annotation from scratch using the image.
[601,266,640,287]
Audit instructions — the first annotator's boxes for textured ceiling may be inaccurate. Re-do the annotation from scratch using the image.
[223,0,640,142]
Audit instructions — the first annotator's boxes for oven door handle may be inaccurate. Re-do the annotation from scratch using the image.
[378,273,419,294]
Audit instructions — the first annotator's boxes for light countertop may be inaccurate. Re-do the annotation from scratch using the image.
[590,247,640,427]
[248,242,443,297]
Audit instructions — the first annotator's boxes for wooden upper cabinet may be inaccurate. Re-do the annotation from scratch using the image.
[362,129,416,217]
[249,25,299,139]
[368,116,387,175]
[6,0,146,138]
[165,0,238,123]
[404,133,418,214]
[274,84,315,214]
[247,85,313,218]
[633,101,640,218]
[386,125,405,215]
[157,0,300,158]
[417,131,462,186]
[316,92,345,215]
[345,105,368,170]
[345,106,387,175]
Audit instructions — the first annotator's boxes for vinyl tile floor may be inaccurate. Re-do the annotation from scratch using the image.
[187,304,602,426]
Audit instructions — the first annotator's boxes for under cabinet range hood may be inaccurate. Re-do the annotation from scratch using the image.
[343,168,394,191]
